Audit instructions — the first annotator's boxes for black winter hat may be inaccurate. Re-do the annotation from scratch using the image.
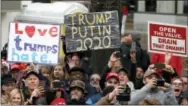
[1,74,16,85]
[24,71,40,80]
[117,67,128,74]
[69,67,85,74]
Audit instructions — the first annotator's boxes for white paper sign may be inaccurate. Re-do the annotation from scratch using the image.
[7,22,60,64]
[148,21,188,57]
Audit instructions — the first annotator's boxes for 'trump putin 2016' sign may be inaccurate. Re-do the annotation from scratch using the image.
[64,11,120,52]
[148,22,188,57]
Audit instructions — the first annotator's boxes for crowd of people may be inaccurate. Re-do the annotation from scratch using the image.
[1,33,188,105]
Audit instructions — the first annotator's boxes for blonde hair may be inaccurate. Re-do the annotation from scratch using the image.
[51,63,69,80]
[9,88,24,105]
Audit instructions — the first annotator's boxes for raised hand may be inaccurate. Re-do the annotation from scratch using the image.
[164,52,172,64]
[108,51,120,68]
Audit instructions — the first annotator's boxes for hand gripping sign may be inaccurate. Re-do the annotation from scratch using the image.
[148,21,188,57]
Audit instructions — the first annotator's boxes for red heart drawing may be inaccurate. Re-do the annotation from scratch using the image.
[25,26,35,38]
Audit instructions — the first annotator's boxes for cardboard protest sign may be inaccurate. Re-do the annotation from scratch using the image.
[148,21,188,57]
[64,11,120,52]
[7,22,60,64]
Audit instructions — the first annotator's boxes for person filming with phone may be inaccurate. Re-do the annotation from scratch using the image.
[129,64,178,105]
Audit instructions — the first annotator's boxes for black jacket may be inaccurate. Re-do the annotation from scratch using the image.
[67,98,86,105]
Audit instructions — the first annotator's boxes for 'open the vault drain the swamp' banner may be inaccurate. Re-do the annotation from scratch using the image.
[64,11,120,52]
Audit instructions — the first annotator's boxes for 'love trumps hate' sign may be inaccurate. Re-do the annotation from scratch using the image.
[7,22,60,64]
[64,11,120,52]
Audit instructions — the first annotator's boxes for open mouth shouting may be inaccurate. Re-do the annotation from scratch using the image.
[172,79,183,97]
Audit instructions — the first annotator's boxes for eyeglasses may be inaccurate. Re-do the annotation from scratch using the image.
[172,82,183,86]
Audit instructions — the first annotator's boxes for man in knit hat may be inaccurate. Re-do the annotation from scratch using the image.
[67,80,86,105]
[129,66,178,105]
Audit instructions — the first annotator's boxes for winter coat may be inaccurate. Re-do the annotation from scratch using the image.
[95,94,111,105]
[135,78,144,89]
[120,43,142,71]
[151,53,182,76]
[129,84,178,105]
[22,87,47,105]
[84,82,97,100]
[85,92,102,105]
[120,43,150,83]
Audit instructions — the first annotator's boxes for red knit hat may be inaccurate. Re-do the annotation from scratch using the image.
[51,98,66,105]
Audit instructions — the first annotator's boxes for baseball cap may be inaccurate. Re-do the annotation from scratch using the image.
[51,98,66,105]
[11,64,21,70]
[70,80,86,93]
[24,71,40,80]
[2,74,16,85]
[106,72,120,81]
[144,68,158,78]
[117,67,128,74]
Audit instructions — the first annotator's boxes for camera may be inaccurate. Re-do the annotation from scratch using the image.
[154,63,165,69]
[115,51,121,58]
[116,85,131,102]
[157,77,165,86]
[53,81,65,88]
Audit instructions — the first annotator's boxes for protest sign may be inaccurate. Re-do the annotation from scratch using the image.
[64,11,120,52]
[7,22,60,64]
[148,21,188,57]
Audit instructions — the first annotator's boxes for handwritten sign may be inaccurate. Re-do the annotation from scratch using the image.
[64,11,120,52]
[7,22,60,64]
[148,21,188,57]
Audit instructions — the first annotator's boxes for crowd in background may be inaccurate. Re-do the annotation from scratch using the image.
[1,33,188,105]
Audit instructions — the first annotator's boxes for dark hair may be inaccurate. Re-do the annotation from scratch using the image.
[1,43,8,59]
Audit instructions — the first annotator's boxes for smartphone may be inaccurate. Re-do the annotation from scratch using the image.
[157,79,165,86]
[115,51,121,58]
[130,42,136,52]
[154,63,165,69]
[53,81,62,88]
[39,81,46,87]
